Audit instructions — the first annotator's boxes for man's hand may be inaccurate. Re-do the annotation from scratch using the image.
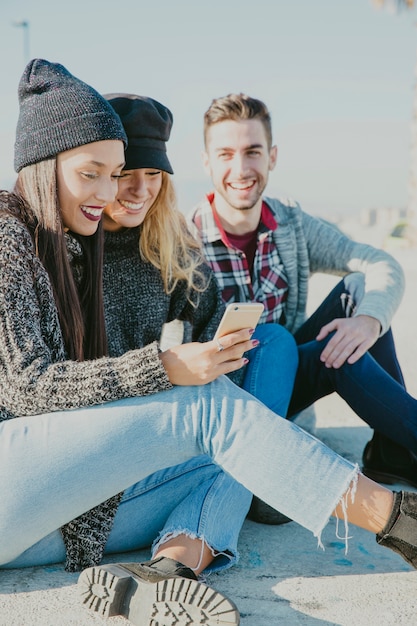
[316,315,381,369]
[159,328,257,385]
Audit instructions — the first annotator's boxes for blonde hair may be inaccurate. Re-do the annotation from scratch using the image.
[139,172,207,301]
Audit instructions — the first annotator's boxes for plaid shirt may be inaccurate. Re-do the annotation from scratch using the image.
[191,193,288,324]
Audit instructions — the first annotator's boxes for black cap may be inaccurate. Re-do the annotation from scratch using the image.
[105,93,173,174]
[14,59,127,173]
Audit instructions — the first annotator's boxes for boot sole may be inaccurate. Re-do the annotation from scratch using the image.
[362,466,417,489]
[78,563,240,625]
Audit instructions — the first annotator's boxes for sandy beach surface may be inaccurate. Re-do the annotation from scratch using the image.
[0,224,416,626]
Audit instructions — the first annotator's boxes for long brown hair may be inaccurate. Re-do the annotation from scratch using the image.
[13,159,107,361]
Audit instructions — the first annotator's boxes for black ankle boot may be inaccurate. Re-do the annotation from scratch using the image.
[362,432,417,488]
[78,556,240,625]
[247,496,292,525]
[376,491,417,568]
[122,556,197,582]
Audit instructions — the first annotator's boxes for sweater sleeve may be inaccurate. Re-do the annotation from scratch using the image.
[302,212,405,334]
[0,219,172,419]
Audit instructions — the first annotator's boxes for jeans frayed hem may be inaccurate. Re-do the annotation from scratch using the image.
[151,527,238,575]
[315,463,360,554]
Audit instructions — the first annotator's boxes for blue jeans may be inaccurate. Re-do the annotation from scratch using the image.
[242,323,298,416]
[293,277,405,386]
[288,278,414,451]
[5,456,251,573]
[0,376,357,568]
[3,324,299,572]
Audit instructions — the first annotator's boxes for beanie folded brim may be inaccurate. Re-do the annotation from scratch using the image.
[14,59,127,172]
[15,112,127,172]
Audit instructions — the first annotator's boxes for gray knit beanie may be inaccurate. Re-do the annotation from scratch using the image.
[14,59,127,172]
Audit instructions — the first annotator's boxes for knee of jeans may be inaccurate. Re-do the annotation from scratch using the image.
[253,323,295,346]
[253,324,298,361]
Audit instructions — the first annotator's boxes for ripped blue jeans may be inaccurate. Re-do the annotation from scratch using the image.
[0,376,357,572]
[5,455,251,574]
[3,325,299,574]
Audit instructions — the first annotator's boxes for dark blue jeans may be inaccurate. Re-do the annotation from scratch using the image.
[287,279,416,455]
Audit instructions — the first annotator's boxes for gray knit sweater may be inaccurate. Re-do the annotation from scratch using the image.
[103,226,225,356]
[0,220,172,422]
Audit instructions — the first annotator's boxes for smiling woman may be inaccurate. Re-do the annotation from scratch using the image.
[57,141,125,235]
[102,167,163,231]
[10,58,126,362]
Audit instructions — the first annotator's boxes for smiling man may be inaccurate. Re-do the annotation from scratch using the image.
[189,93,417,514]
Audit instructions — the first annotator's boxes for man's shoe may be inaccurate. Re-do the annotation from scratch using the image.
[78,556,240,625]
[247,496,292,525]
[377,491,417,568]
[362,433,417,488]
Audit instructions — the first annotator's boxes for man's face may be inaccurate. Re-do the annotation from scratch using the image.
[203,119,277,213]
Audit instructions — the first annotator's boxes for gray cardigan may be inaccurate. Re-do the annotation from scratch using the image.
[190,195,405,335]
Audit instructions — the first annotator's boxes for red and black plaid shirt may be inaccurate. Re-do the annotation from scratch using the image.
[192,194,289,324]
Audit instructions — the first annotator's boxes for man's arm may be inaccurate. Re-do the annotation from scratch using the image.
[303,213,405,367]
[304,213,405,334]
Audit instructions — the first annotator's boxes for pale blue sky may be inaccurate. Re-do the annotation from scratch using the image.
[0,0,416,217]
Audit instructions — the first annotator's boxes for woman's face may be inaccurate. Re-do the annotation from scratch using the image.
[56,140,125,235]
[102,168,163,232]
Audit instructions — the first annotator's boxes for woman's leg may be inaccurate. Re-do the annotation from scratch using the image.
[241,323,299,524]
[150,465,251,575]
[335,473,394,533]
[78,471,412,626]
[110,457,251,575]
[242,323,298,416]
[0,376,358,566]
[2,455,251,573]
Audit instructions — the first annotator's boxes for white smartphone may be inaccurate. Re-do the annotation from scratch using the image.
[214,302,264,340]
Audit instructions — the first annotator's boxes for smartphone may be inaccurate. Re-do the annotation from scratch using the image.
[214,302,264,340]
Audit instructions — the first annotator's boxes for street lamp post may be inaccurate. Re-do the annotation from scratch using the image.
[12,20,30,65]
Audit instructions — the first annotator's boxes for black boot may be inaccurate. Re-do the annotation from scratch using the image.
[247,496,292,525]
[362,432,417,488]
[78,556,240,625]
[377,491,417,568]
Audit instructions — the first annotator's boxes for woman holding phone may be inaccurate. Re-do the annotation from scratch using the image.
[95,94,298,590]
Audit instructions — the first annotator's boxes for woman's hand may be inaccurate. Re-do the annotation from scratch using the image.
[159,329,258,385]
